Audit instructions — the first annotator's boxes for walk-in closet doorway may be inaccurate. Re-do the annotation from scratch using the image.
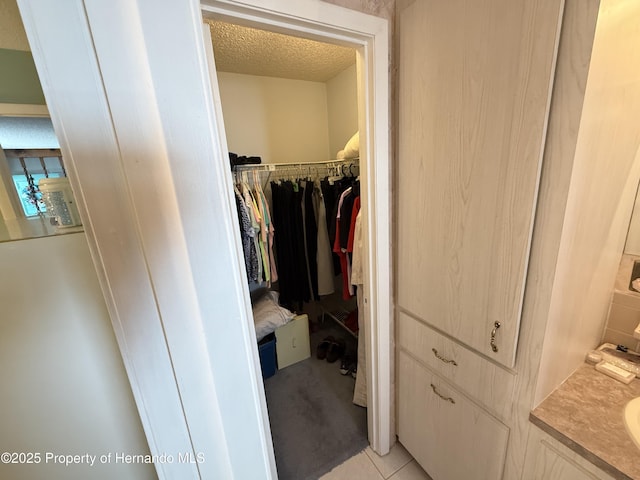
[201,13,383,477]
[201,0,392,469]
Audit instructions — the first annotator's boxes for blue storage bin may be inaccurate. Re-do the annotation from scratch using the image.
[258,334,277,379]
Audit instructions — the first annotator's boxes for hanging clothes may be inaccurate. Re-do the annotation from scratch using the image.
[350,208,366,407]
[232,169,280,287]
[350,209,364,287]
[270,181,293,305]
[333,183,359,300]
[234,187,254,281]
[303,180,319,300]
[321,177,348,275]
[339,187,357,250]
[270,180,311,309]
[251,183,269,284]
[233,162,358,305]
[291,181,311,304]
[314,182,335,295]
[242,184,263,283]
[255,184,278,285]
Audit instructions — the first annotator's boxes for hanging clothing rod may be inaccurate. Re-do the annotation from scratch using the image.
[233,157,359,172]
[232,158,359,190]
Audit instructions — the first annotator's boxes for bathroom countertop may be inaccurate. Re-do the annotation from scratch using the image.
[530,363,640,480]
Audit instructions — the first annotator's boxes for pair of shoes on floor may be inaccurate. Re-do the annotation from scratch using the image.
[340,352,357,378]
[316,336,345,363]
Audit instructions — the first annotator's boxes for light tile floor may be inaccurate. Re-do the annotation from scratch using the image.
[319,442,433,480]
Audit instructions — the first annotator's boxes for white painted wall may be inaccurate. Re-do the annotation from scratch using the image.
[0,232,155,480]
[327,64,358,158]
[217,71,331,163]
[534,0,640,405]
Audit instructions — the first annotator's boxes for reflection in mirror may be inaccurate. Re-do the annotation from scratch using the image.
[0,116,82,242]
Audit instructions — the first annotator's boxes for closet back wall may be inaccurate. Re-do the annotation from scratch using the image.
[217,65,357,164]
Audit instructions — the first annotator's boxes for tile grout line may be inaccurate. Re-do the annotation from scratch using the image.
[394,454,414,476]
[363,449,388,479]
[364,446,414,479]
[389,460,417,480]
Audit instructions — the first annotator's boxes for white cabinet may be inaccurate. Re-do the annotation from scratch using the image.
[398,351,509,480]
[397,0,563,368]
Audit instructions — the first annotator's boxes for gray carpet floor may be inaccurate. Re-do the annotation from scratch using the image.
[263,320,367,480]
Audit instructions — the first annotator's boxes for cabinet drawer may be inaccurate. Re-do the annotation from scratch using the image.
[275,314,310,369]
[398,351,509,480]
[398,311,514,420]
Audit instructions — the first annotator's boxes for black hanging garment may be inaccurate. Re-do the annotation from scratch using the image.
[270,180,311,310]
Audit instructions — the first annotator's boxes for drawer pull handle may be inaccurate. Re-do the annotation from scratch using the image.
[430,383,455,404]
[432,348,457,366]
[490,321,501,353]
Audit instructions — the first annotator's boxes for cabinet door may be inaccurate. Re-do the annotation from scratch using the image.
[396,0,563,367]
[523,428,616,480]
[528,442,613,480]
[398,351,509,480]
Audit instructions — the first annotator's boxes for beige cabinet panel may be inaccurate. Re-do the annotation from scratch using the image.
[527,441,613,480]
[398,351,509,480]
[397,0,563,367]
[523,427,616,480]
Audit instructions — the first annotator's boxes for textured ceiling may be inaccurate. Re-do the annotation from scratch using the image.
[0,0,30,51]
[206,21,356,82]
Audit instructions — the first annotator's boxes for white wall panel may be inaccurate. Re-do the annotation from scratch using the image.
[0,233,154,480]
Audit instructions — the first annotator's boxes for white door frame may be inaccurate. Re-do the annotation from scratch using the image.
[17,0,391,478]
[200,0,393,455]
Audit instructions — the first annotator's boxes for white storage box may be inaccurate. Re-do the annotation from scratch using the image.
[275,314,310,369]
